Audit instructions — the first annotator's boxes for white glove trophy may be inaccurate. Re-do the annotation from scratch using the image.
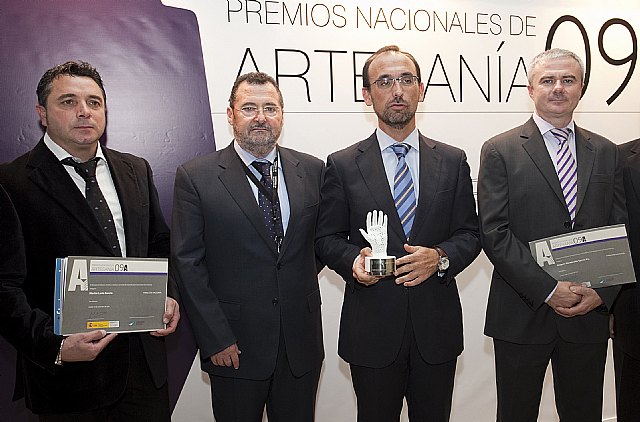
[359,210,396,276]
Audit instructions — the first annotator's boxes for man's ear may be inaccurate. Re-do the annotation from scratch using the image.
[362,87,373,106]
[36,104,47,127]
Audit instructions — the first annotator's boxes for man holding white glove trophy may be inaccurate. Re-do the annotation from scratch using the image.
[315,45,481,422]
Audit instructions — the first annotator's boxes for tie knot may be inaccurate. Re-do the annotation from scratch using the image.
[391,143,410,158]
[61,157,99,179]
[251,160,271,178]
[550,128,570,144]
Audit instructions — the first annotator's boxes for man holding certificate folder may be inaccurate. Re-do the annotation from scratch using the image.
[0,61,179,420]
[478,48,626,421]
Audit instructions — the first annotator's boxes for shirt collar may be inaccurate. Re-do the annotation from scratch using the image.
[44,132,106,163]
[376,127,420,152]
[532,113,575,136]
[233,140,278,166]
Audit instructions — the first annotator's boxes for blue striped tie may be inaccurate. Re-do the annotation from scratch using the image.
[391,143,416,240]
[551,128,577,223]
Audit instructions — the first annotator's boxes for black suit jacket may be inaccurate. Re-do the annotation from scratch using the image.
[315,131,481,368]
[0,139,173,414]
[172,142,324,380]
[478,118,625,344]
[614,138,640,358]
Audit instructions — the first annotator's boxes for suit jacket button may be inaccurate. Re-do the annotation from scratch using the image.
[272,297,279,305]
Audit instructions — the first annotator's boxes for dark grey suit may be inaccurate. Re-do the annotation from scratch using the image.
[478,117,625,421]
[613,138,640,420]
[316,131,480,420]
[0,139,173,415]
[171,142,324,417]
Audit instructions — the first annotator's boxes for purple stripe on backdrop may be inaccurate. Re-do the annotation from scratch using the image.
[0,0,214,418]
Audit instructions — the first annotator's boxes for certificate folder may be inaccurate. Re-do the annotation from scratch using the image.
[529,224,636,288]
[54,256,168,335]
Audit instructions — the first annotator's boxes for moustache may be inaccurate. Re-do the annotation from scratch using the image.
[250,123,271,131]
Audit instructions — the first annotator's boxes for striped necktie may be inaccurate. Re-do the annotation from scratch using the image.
[550,128,577,223]
[391,143,416,240]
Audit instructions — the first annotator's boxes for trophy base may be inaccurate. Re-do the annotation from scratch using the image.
[365,256,396,276]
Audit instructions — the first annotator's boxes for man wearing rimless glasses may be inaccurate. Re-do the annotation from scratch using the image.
[172,72,324,421]
[316,45,481,421]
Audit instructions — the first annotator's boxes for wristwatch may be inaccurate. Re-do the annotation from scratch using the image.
[434,246,449,277]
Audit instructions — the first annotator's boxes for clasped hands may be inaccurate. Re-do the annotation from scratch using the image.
[353,210,439,287]
[547,281,603,317]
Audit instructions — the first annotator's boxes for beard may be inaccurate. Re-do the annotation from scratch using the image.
[376,98,416,129]
[234,122,281,158]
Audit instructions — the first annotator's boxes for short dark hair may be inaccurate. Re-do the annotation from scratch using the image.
[228,72,284,108]
[37,61,106,107]
[362,45,422,89]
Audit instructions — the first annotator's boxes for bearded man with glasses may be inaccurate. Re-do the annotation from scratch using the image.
[315,45,481,422]
[172,72,325,422]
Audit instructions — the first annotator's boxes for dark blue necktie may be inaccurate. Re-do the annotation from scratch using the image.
[251,160,284,250]
[62,157,122,256]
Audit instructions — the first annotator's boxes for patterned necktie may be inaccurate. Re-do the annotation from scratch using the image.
[551,128,577,223]
[391,143,416,240]
[61,157,122,256]
[251,160,284,250]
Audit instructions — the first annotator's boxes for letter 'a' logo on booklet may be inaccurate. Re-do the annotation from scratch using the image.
[534,241,555,266]
[68,259,89,292]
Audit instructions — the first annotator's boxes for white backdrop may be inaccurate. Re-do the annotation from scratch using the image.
[162,0,640,420]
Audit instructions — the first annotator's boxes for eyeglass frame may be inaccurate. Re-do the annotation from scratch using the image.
[234,105,281,118]
[366,75,420,90]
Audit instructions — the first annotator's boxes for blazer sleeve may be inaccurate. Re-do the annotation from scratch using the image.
[315,153,362,286]
[0,185,61,372]
[434,150,482,284]
[478,140,558,310]
[171,165,236,358]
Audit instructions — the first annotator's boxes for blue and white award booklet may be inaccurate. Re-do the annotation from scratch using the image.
[54,256,168,335]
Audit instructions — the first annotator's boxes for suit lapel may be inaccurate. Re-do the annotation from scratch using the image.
[278,147,303,258]
[627,143,640,202]
[355,133,406,242]
[411,134,441,240]
[103,148,139,256]
[26,140,112,251]
[521,118,566,207]
[574,126,595,216]
[217,143,278,256]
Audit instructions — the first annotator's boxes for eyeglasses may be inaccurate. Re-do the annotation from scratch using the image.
[369,75,419,90]
[236,105,281,118]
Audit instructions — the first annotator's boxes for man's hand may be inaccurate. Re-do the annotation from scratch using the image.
[211,343,241,369]
[151,297,180,337]
[352,247,383,286]
[60,330,117,362]
[554,284,604,317]
[394,244,439,287]
[547,281,582,314]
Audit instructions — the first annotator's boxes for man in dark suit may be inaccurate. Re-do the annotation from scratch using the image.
[172,72,324,422]
[0,61,179,420]
[613,138,640,421]
[478,48,625,422]
[315,45,481,422]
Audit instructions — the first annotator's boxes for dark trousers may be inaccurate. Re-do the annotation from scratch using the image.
[209,330,321,422]
[614,342,640,422]
[38,335,170,422]
[349,313,457,422]
[493,337,607,422]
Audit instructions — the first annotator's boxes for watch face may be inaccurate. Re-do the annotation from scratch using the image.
[439,256,450,271]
